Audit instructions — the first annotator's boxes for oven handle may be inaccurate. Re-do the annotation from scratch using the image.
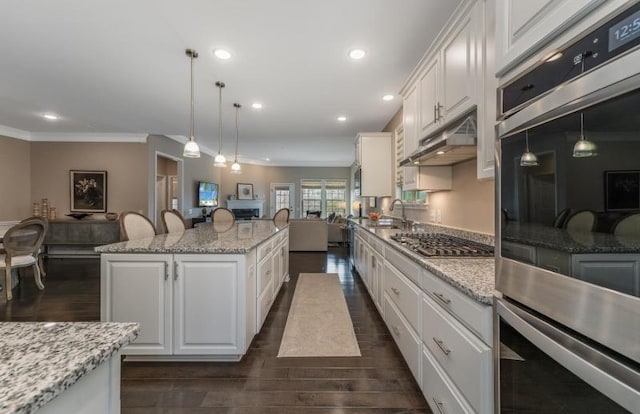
[495,298,640,413]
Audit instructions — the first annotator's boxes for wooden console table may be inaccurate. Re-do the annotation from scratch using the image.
[44,219,120,257]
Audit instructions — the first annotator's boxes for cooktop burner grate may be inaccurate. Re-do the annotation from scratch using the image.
[390,233,494,258]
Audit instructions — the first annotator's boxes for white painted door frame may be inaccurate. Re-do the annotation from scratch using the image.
[270,183,295,218]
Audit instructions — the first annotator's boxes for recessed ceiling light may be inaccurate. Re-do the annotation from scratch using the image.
[413,161,419,165]
[265,157,270,161]
[43,113,58,120]
[251,102,263,109]
[382,94,394,101]
[436,150,446,155]
[337,116,347,122]
[348,49,366,60]
[213,48,231,60]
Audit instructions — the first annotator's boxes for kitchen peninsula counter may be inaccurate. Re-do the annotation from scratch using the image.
[0,322,138,414]
[350,219,495,305]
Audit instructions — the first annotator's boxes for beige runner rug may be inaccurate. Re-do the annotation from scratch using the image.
[278,273,361,357]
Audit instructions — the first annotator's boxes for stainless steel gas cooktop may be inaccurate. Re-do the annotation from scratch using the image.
[390,233,494,258]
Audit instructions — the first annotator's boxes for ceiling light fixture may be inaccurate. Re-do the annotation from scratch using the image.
[573,112,597,158]
[214,48,231,60]
[382,94,394,101]
[337,116,347,122]
[251,102,263,109]
[520,130,539,167]
[214,81,227,167]
[348,48,366,60]
[183,49,201,158]
[43,113,58,120]
[231,103,242,174]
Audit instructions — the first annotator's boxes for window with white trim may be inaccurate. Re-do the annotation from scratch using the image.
[301,179,347,217]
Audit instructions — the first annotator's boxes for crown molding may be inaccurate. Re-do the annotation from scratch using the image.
[0,124,32,140]
[29,133,149,142]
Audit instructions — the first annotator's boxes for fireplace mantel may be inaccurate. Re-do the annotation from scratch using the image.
[226,199,265,218]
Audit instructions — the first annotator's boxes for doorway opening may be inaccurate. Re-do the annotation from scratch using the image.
[155,152,183,230]
[270,183,295,218]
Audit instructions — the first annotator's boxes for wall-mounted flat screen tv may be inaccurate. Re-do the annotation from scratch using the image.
[198,181,219,207]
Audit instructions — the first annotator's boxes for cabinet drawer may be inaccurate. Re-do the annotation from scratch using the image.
[420,269,493,345]
[422,345,474,414]
[385,247,421,285]
[385,262,421,332]
[384,294,421,384]
[257,239,274,262]
[422,294,492,414]
[257,257,274,296]
[257,279,274,331]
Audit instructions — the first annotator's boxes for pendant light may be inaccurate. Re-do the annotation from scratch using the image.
[520,130,538,167]
[230,103,242,174]
[183,49,200,158]
[213,81,227,167]
[573,112,597,158]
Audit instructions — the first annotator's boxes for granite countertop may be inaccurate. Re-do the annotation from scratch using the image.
[0,322,139,414]
[502,222,640,254]
[96,220,285,254]
[351,219,496,305]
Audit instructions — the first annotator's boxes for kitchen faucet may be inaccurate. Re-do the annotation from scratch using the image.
[389,198,408,229]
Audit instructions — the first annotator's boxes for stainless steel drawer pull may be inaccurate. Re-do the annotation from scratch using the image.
[433,292,451,304]
[391,287,400,295]
[432,398,446,414]
[164,262,168,280]
[392,326,401,337]
[432,337,451,355]
[265,269,272,276]
[174,261,178,280]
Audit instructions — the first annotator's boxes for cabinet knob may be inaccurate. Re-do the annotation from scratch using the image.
[392,326,401,337]
[432,398,446,414]
[391,287,400,295]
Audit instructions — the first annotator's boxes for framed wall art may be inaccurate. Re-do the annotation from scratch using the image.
[70,170,107,212]
[237,183,254,200]
[604,170,640,211]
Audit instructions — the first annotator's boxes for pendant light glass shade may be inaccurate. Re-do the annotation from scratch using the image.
[213,81,227,167]
[230,102,242,174]
[520,130,538,167]
[183,49,200,158]
[573,112,597,158]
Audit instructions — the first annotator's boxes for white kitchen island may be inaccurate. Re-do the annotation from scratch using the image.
[96,221,289,362]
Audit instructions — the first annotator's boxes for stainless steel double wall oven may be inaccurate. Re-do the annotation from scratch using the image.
[496,2,640,412]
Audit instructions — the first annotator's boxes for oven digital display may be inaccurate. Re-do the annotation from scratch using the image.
[608,9,640,52]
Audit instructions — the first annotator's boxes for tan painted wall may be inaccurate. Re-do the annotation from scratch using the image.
[30,141,148,218]
[0,136,32,220]
[147,135,222,219]
[220,164,350,219]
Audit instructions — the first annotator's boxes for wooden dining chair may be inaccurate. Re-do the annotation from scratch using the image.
[20,216,48,277]
[273,208,290,227]
[0,219,47,300]
[161,209,186,233]
[564,210,597,233]
[120,211,157,241]
[612,212,640,238]
[212,207,235,223]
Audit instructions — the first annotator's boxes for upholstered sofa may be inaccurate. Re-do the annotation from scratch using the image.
[288,219,328,251]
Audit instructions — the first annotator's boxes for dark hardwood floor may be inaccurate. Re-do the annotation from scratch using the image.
[1,248,430,413]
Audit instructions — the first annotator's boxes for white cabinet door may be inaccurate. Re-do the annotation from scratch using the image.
[495,0,606,75]
[358,133,393,197]
[419,59,439,136]
[173,256,240,355]
[101,254,172,355]
[441,7,477,122]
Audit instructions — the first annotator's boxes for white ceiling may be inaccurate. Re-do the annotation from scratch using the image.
[0,0,462,166]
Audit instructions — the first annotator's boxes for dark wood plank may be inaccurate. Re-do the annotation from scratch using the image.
[0,248,430,413]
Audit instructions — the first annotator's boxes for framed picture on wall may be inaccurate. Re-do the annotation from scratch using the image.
[70,170,107,212]
[604,170,640,211]
[237,183,254,200]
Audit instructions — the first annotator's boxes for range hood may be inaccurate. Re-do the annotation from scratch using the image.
[399,114,477,166]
